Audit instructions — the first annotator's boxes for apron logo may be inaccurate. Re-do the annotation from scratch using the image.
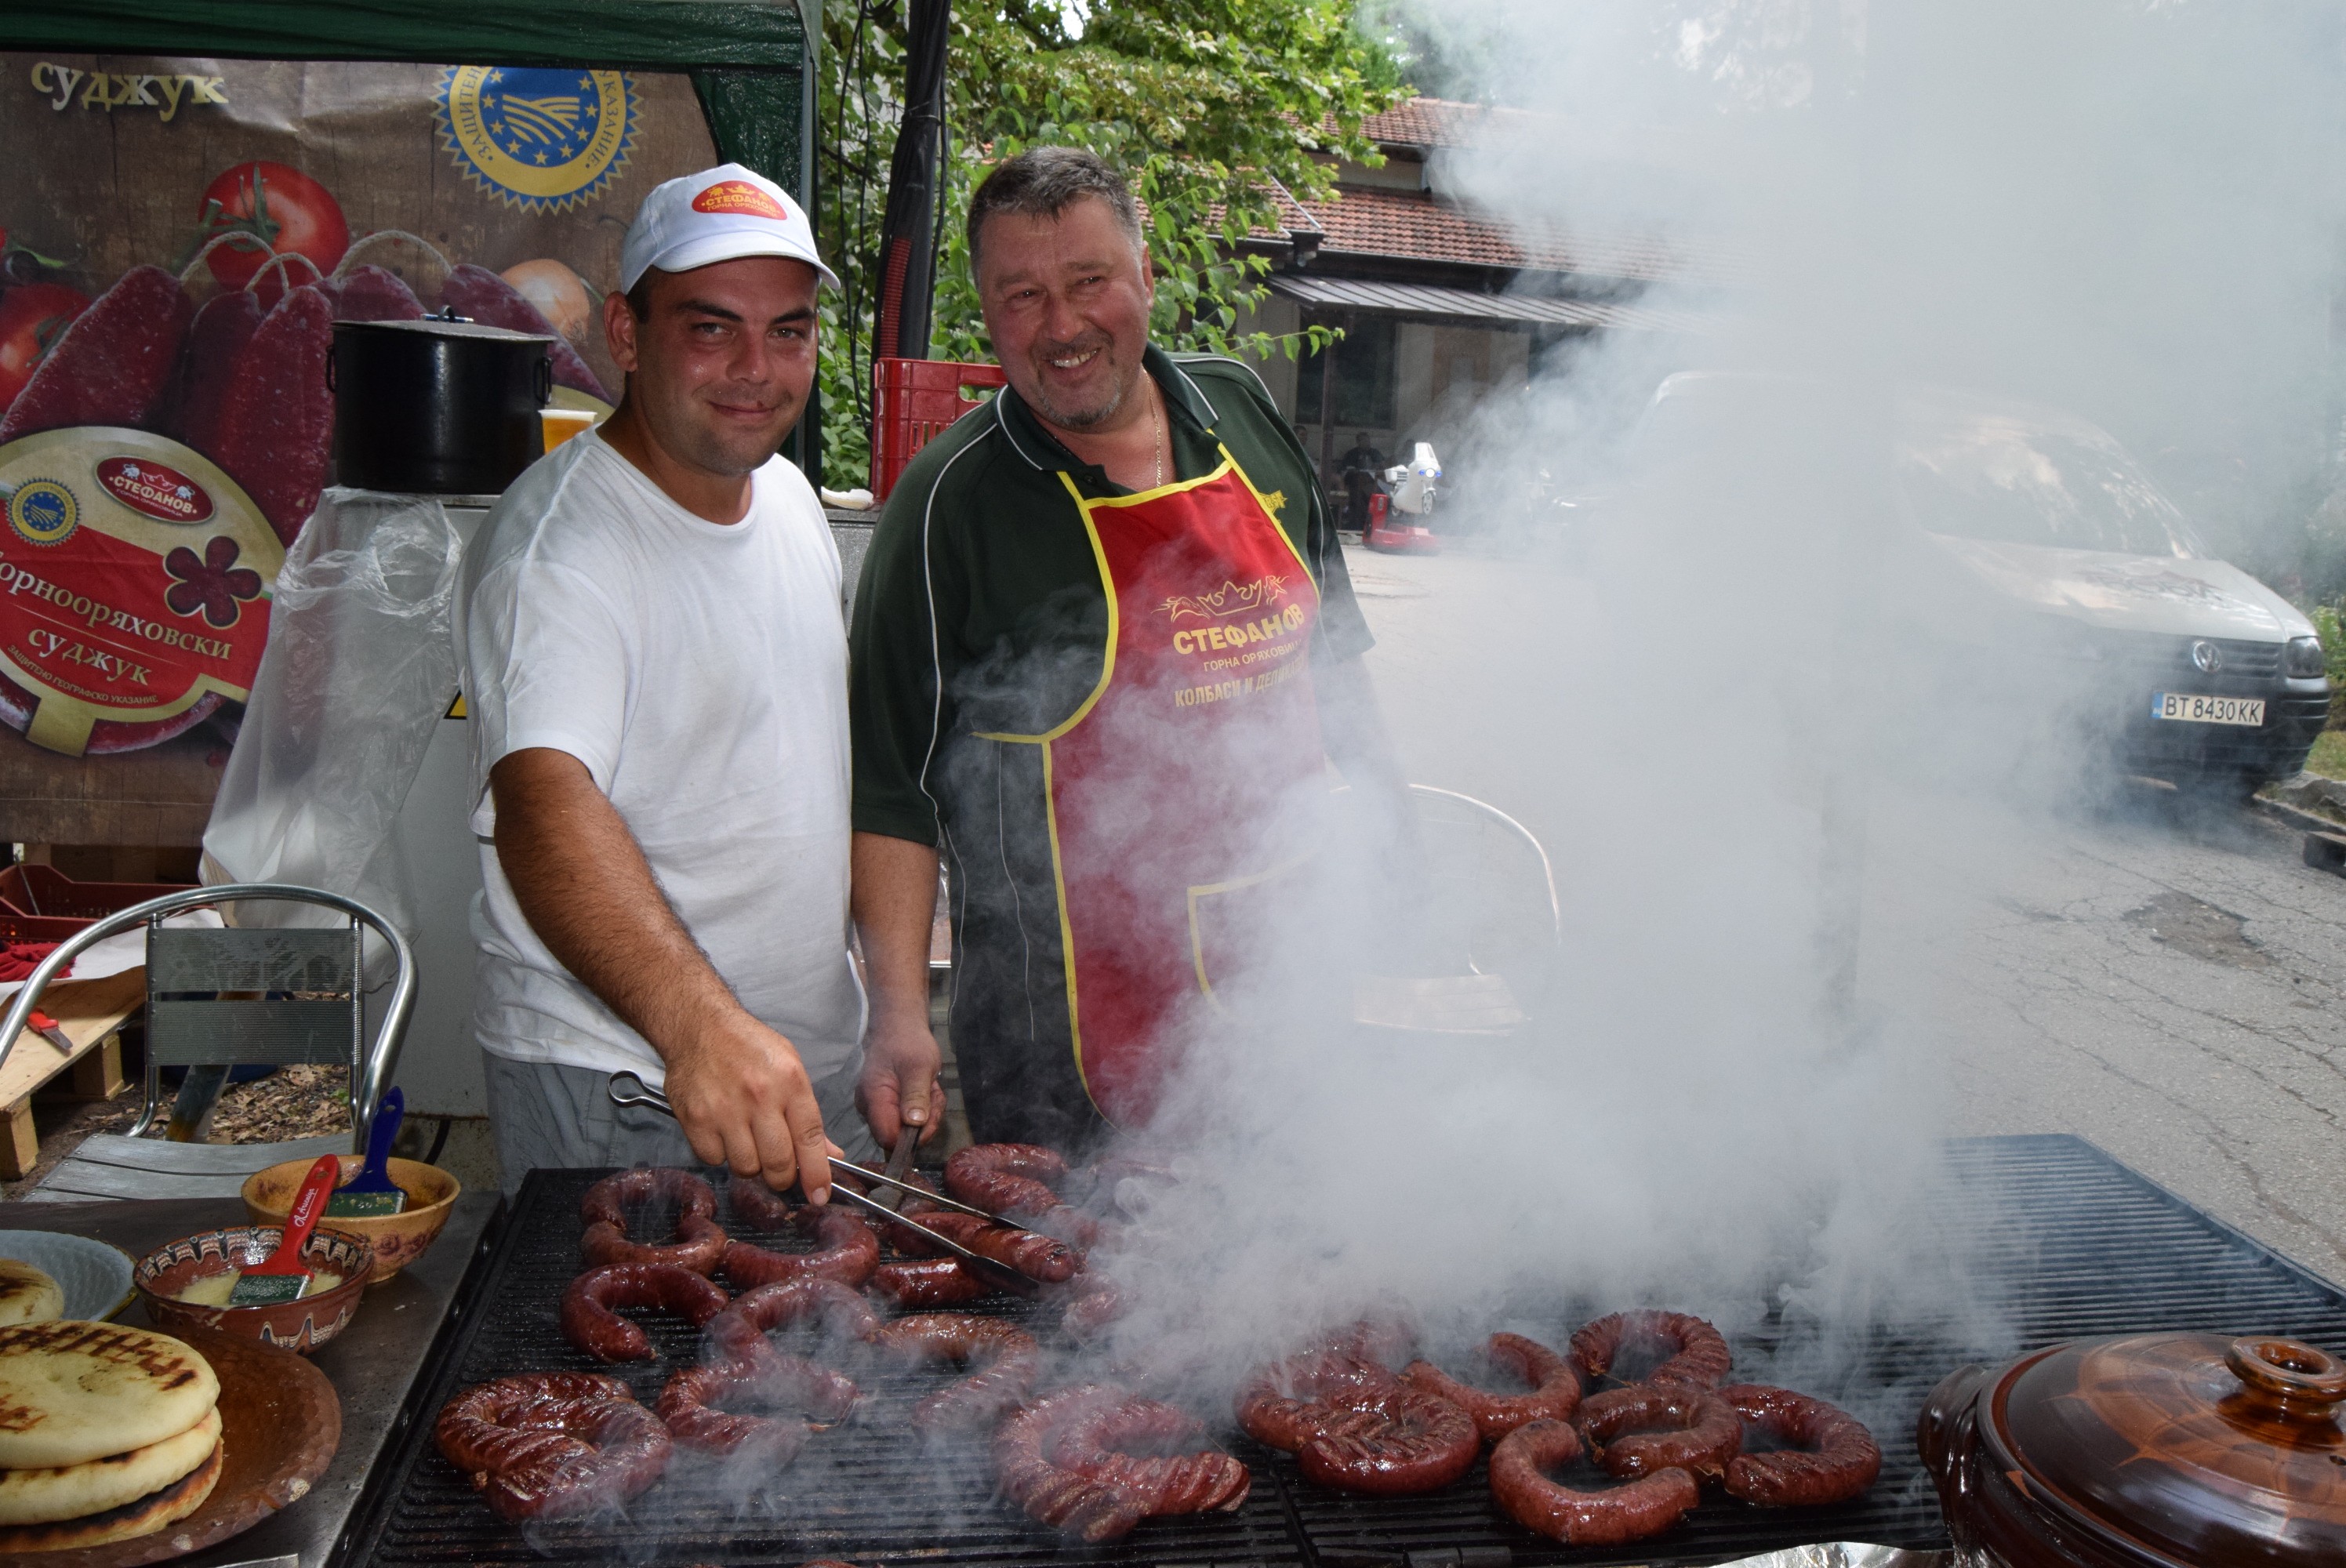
[438,67,637,212]
[1158,573,1290,622]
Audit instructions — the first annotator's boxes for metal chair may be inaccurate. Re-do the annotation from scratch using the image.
[0,884,416,1200]
[1353,785,1562,1035]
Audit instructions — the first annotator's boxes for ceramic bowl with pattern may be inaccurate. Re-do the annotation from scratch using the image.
[133,1225,372,1353]
[241,1155,459,1284]
[0,1229,134,1319]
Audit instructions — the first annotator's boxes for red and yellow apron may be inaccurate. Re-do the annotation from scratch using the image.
[979,448,1330,1127]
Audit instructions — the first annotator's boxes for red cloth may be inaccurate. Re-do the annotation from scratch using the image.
[0,942,70,983]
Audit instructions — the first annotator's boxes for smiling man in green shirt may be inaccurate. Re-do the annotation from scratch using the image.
[848,147,1409,1158]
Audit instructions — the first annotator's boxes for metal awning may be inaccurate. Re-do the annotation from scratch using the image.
[1267,274,1715,335]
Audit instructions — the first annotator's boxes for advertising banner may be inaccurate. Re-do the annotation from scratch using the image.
[0,53,719,757]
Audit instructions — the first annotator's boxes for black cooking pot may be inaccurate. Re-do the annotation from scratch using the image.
[332,315,555,494]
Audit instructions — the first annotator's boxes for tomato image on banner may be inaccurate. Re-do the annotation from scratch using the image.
[190,162,350,303]
[437,67,638,212]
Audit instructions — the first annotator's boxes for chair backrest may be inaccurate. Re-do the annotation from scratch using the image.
[0,882,417,1156]
[144,923,363,1069]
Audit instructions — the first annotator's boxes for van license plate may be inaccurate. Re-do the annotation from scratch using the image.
[2152,692,2264,727]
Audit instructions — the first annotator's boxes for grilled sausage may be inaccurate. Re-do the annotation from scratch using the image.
[870,1255,992,1307]
[559,1262,731,1363]
[579,1167,728,1275]
[1569,1310,1733,1390]
[720,1206,880,1290]
[1401,1332,1582,1442]
[434,1372,672,1522]
[992,1385,1153,1541]
[945,1143,1108,1247]
[884,1210,1081,1283]
[1487,1418,1699,1547]
[1236,1349,1476,1494]
[870,1312,1041,1432]
[1044,1392,1250,1513]
[1057,1273,1127,1341]
[1577,1383,1742,1481]
[707,1277,880,1363]
[656,1354,852,1468]
[1716,1383,1882,1507]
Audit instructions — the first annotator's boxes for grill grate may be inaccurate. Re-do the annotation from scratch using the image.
[343,1136,2346,1567]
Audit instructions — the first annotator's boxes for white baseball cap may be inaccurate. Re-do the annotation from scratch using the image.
[619,163,840,293]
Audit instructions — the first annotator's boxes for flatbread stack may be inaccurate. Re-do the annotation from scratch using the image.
[0,1260,63,1326]
[0,1321,224,1551]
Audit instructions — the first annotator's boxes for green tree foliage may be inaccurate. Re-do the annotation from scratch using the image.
[817,0,1403,489]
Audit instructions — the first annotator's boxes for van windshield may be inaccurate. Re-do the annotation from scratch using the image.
[1897,410,2203,557]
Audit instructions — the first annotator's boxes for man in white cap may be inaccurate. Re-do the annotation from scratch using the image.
[458,163,891,1198]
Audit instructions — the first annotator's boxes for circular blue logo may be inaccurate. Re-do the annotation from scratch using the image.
[7,480,77,547]
[438,67,637,212]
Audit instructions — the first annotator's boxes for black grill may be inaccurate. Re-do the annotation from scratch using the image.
[341,1135,2346,1567]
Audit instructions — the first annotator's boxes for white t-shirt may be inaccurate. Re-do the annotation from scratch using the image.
[456,431,865,1087]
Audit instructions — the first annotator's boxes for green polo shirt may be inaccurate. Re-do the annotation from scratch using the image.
[849,345,1373,847]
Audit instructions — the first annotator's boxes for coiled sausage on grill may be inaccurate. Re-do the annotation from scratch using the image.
[870,1312,1040,1432]
[1569,1310,1733,1390]
[1400,1333,1582,1442]
[995,1385,1244,1540]
[945,1143,1107,1248]
[706,1277,880,1363]
[721,1205,880,1290]
[881,1209,1082,1283]
[434,1372,672,1522]
[1044,1392,1251,1514]
[1236,1350,1477,1494]
[1716,1383,1881,1506]
[1487,1418,1698,1547]
[559,1262,731,1363]
[1577,1382,1742,1481]
[870,1255,991,1307]
[579,1167,727,1275]
[656,1352,855,1467]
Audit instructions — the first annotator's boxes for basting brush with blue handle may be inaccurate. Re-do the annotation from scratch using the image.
[326,1086,407,1218]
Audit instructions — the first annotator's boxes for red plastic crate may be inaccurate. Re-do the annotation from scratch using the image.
[0,865,192,944]
[870,357,1008,500]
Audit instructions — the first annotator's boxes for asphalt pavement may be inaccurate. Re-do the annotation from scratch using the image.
[1349,539,2346,1287]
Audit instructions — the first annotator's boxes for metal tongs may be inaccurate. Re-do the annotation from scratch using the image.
[606,1070,1041,1297]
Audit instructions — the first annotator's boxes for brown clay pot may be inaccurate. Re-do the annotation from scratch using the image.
[1919,1332,2346,1567]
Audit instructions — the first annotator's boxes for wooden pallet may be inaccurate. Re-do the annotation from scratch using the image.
[0,968,147,1179]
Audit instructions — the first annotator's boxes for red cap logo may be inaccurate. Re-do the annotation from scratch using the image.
[691,180,789,221]
[96,458,213,525]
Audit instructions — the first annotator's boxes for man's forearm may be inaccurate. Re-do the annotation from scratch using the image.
[1318,652,1408,796]
[492,748,737,1051]
[852,829,940,1024]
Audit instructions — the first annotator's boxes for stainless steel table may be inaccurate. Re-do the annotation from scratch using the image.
[0,1189,503,1567]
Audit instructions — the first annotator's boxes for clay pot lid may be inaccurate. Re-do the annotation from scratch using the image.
[1982,1332,2346,1567]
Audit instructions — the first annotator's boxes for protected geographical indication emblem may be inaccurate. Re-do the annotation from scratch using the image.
[6,480,77,547]
[438,67,637,212]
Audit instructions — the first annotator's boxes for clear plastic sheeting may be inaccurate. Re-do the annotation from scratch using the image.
[1714,1548,1952,1568]
[201,488,463,953]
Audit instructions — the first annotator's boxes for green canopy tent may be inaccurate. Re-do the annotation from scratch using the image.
[9,0,826,477]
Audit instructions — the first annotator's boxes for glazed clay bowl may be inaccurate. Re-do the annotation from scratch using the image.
[242,1154,459,1283]
[133,1225,372,1354]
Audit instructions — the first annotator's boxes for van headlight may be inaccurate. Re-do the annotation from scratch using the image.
[2285,635,2327,677]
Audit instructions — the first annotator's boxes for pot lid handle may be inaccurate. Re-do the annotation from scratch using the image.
[2225,1338,2346,1415]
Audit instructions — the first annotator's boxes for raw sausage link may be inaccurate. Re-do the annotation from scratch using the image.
[656,1357,844,1466]
[870,1312,1040,1432]
[870,1256,991,1307]
[1569,1310,1734,1390]
[558,1263,730,1363]
[1044,1393,1250,1513]
[707,1277,880,1363]
[1577,1383,1743,1481]
[579,1168,728,1275]
[1716,1383,1882,1507]
[1401,1332,1582,1442]
[720,1207,880,1290]
[0,265,191,441]
[1487,1419,1699,1548]
[434,1372,672,1522]
[993,1385,1151,1541]
[885,1210,1082,1283]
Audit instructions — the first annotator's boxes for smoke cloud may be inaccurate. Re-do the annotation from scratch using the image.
[1066,0,2346,1426]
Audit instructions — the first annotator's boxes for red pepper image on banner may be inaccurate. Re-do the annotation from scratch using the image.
[163,536,262,629]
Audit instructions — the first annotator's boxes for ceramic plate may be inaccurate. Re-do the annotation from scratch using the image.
[0,1229,136,1319]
